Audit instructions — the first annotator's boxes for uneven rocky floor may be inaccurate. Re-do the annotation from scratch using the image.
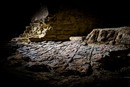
[2,40,130,87]
[7,41,130,72]
[2,27,130,87]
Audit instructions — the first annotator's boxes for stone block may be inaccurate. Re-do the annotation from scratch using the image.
[69,36,85,41]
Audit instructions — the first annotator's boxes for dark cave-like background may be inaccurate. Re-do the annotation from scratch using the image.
[1,0,130,86]
[1,0,130,41]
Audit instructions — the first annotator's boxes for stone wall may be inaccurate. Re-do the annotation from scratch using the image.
[85,27,130,45]
[18,8,97,42]
[47,8,96,36]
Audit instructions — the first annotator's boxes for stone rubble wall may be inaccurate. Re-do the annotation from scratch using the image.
[85,27,130,45]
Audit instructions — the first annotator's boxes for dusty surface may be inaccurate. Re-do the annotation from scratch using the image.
[2,27,130,87]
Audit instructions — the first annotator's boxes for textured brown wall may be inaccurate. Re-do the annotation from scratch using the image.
[42,8,98,40]
[48,8,97,34]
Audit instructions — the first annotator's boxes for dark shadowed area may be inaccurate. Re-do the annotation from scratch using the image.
[1,0,130,40]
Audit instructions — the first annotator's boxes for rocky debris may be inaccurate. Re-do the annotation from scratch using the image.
[85,27,130,45]
[5,27,130,86]
[7,40,130,75]
[19,21,52,42]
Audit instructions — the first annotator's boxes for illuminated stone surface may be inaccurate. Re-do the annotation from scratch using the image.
[85,27,130,45]
[5,27,130,86]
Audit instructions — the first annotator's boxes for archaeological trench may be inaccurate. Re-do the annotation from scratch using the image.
[1,3,130,87]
